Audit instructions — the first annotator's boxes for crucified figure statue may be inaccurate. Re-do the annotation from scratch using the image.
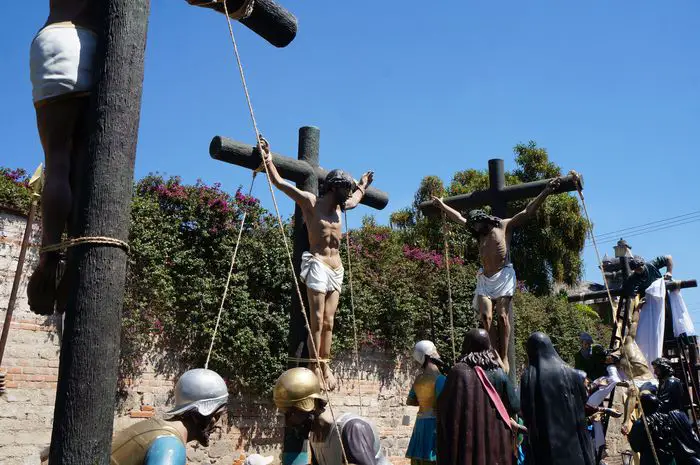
[27,0,99,315]
[431,178,560,373]
[260,139,373,390]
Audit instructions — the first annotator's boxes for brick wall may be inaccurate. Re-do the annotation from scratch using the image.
[0,210,417,465]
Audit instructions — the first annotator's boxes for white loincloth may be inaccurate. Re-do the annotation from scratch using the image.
[636,278,666,371]
[668,289,696,337]
[472,264,516,310]
[300,252,344,294]
[30,24,97,103]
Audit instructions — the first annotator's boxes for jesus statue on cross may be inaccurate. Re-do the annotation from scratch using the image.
[431,178,560,373]
[260,139,373,390]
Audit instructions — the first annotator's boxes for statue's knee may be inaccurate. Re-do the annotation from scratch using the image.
[322,319,334,332]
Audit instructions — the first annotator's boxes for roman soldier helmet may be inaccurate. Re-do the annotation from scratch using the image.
[273,367,324,413]
[413,340,438,365]
[165,368,228,418]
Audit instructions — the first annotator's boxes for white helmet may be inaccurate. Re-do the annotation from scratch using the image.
[165,368,228,418]
[413,340,438,365]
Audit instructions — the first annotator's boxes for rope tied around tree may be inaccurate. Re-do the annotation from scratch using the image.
[40,236,130,254]
[216,4,351,462]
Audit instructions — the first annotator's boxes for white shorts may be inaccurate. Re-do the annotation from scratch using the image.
[300,252,344,294]
[472,264,516,310]
[30,24,97,103]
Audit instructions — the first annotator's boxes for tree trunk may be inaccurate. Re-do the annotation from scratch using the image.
[49,0,150,463]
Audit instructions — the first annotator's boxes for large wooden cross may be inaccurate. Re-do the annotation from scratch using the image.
[418,158,581,381]
[210,126,389,465]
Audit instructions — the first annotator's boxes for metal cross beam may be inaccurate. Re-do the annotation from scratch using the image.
[187,0,298,48]
[210,126,388,465]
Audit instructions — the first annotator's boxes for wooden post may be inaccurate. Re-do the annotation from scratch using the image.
[49,1,149,463]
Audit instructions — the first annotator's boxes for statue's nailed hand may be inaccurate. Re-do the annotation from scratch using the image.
[360,171,374,187]
[546,178,561,193]
[431,196,444,207]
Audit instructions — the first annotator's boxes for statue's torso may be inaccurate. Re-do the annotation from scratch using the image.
[110,418,184,465]
[412,373,441,415]
[46,0,100,31]
[478,224,509,276]
[306,201,343,269]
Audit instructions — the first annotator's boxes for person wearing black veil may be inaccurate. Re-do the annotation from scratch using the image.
[520,332,595,465]
[628,392,700,465]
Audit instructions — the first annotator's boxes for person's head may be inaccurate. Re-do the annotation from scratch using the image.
[652,357,674,379]
[629,256,646,275]
[579,332,593,352]
[459,328,501,370]
[413,340,441,368]
[466,210,501,236]
[244,454,274,465]
[165,368,229,446]
[273,368,326,438]
[320,169,356,207]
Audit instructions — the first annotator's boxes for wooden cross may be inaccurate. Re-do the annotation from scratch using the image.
[418,158,581,381]
[210,126,389,465]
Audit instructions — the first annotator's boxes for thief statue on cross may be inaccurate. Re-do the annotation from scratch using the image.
[431,178,560,373]
[260,138,373,391]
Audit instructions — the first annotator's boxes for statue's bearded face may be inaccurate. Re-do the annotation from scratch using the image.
[331,186,352,206]
[473,220,494,235]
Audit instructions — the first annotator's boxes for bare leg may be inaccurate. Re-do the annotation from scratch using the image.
[56,97,90,313]
[320,290,340,391]
[478,295,496,350]
[306,287,326,386]
[495,296,512,374]
[28,97,87,315]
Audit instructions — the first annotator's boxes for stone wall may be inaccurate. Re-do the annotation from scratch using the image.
[0,209,416,465]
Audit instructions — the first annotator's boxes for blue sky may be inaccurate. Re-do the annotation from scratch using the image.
[2,2,699,324]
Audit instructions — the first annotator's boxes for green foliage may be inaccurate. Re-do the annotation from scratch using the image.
[513,292,610,369]
[123,175,291,393]
[0,168,32,213]
[0,143,604,394]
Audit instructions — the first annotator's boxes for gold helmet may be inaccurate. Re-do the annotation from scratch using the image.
[273,367,323,413]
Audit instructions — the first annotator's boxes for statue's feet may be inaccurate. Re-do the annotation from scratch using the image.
[27,255,59,316]
[310,363,324,386]
[501,356,510,374]
[322,363,337,391]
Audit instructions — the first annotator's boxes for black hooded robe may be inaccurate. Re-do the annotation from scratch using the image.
[520,332,595,465]
[437,362,514,465]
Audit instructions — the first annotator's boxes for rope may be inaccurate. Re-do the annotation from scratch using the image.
[570,171,617,326]
[205,174,258,370]
[220,6,349,463]
[343,211,363,415]
[288,357,330,364]
[40,236,129,254]
[571,170,660,465]
[441,212,457,365]
[223,0,255,20]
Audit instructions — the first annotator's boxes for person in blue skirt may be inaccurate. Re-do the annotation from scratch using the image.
[406,340,446,465]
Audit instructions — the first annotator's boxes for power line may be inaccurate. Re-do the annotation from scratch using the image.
[591,209,700,240]
[585,217,700,248]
